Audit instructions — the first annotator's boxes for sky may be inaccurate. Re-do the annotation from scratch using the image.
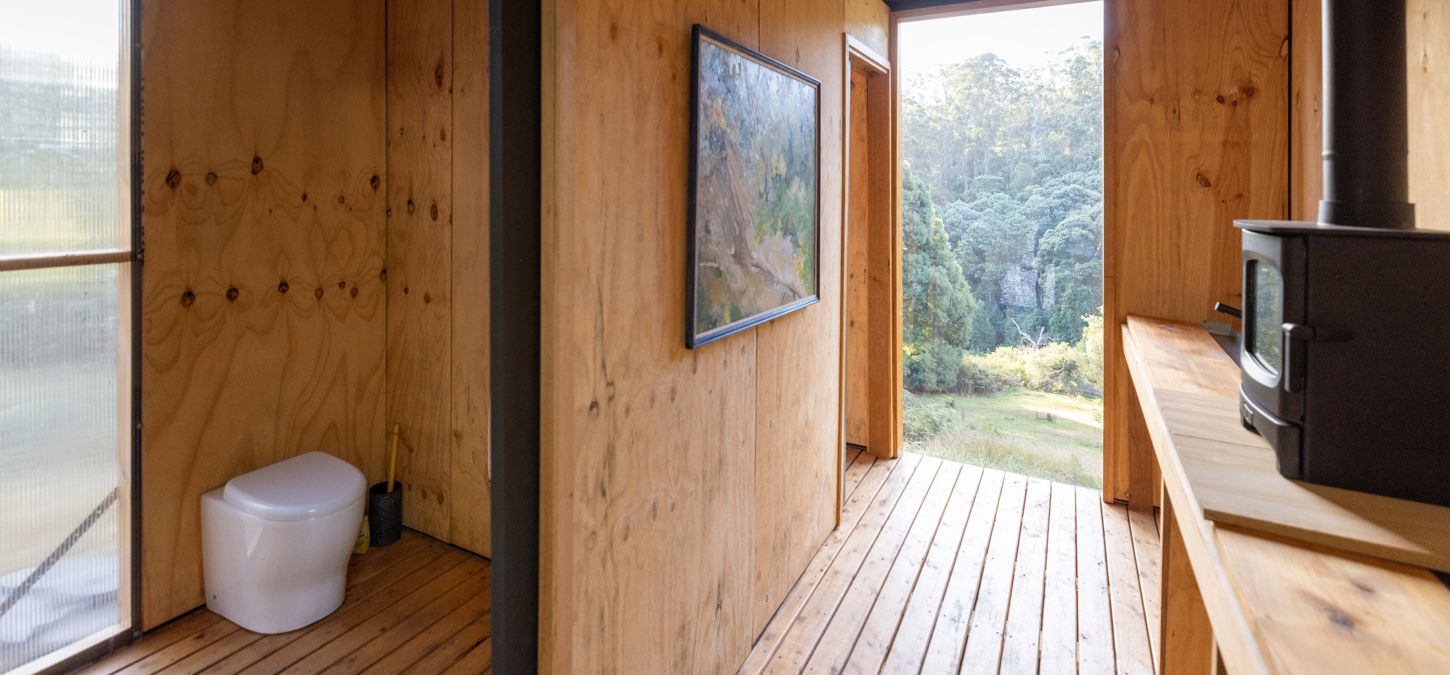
[0,0,121,64]
[898,1,1103,76]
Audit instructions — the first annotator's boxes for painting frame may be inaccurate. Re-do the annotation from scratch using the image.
[687,24,822,349]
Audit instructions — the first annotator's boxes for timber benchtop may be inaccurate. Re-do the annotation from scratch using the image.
[1122,315,1450,674]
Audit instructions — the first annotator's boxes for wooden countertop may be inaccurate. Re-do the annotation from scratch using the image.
[1123,315,1450,674]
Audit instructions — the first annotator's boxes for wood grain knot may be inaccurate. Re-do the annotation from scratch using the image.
[430,204,439,221]
[338,280,347,290]
[337,194,346,205]
[370,175,381,191]
[205,171,218,186]
[226,287,239,302]
[251,155,263,175]
[1195,173,1212,188]
[314,288,325,300]
[302,192,309,203]
[350,286,359,299]
[406,199,416,214]
[379,268,388,282]
[165,169,181,189]
[423,292,432,304]
[278,280,289,294]
[434,59,445,88]
[180,290,195,307]
[1328,609,1356,632]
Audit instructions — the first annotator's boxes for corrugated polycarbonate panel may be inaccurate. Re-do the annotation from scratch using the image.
[0,1,124,257]
[0,0,129,670]
[0,266,124,672]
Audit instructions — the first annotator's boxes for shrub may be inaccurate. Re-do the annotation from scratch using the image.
[904,341,965,393]
[957,314,1102,397]
[902,392,956,441]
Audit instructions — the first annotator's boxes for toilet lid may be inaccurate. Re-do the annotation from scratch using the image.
[223,452,366,521]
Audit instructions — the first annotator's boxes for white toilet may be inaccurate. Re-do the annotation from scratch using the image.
[201,451,366,633]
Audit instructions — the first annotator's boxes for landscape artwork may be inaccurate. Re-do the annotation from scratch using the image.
[687,25,820,348]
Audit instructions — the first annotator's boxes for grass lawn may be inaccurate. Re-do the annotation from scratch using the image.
[904,389,1104,488]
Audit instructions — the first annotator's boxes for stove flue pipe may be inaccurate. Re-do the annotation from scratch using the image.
[1318,0,1416,229]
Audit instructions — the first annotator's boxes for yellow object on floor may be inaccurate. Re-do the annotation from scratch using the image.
[354,515,370,554]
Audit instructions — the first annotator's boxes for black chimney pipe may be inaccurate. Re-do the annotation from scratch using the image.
[1318,0,1416,229]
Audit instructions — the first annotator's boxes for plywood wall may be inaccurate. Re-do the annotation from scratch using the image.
[1102,0,1290,504]
[139,0,387,627]
[139,0,491,628]
[384,0,492,556]
[1407,1,1450,229]
[1289,0,1322,221]
[540,0,888,671]
[1289,0,1450,228]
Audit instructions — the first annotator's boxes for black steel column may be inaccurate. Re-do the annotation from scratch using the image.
[490,0,542,671]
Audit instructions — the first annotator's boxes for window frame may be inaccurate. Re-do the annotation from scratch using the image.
[0,0,143,669]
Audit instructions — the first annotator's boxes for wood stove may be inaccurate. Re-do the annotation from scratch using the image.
[1234,0,1450,506]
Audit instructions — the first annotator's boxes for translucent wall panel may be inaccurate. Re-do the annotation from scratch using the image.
[0,0,123,256]
[0,265,123,672]
[0,0,128,669]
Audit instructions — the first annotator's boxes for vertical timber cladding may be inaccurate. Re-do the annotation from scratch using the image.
[540,0,887,671]
[139,0,387,627]
[1103,0,1289,505]
[385,0,492,556]
[846,67,872,449]
[1290,0,1450,227]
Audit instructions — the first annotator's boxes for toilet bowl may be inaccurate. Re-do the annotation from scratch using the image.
[201,452,366,633]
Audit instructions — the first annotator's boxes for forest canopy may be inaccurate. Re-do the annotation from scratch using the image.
[901,39,1104,395]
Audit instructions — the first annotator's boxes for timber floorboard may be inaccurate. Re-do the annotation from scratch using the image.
[74,530,490,674]
[742,452,1159,675]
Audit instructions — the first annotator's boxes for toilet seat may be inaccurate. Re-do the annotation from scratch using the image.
[222,452,365,521]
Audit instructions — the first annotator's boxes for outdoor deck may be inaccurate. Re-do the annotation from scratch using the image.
[74,531,491,674]
[740,450,1161,675]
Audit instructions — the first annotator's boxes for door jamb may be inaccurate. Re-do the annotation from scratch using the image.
[839,34,901,515]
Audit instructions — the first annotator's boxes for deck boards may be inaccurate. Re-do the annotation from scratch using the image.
[79,453,1150,675]
[75,531,490,674]
[740,452,1160,675]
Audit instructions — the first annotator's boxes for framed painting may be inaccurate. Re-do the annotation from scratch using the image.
[687,24,821,349]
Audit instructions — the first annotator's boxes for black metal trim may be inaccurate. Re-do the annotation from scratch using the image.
[686,24,824,350]
[489,0,541,672]
[128,0,145,641]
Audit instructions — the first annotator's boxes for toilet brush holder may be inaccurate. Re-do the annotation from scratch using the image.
[368,482,403,547]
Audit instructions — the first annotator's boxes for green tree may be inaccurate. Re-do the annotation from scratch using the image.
[902,166,976,391]
[902,38,1105,353]
[1037,202,1103,342]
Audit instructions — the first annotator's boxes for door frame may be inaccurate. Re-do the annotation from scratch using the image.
[838,33,901,512]
[889,0,1124,503]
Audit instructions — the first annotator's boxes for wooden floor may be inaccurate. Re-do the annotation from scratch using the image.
[740,450,1161,675]
[70,453,1152,674]
[75,530,490,674]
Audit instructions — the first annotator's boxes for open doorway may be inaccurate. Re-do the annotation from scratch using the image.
[842,34,900,498]
[895,1,1105,487]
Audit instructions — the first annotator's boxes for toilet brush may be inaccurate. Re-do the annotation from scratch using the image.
[387,423,400,492]
[368,425,405,546]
